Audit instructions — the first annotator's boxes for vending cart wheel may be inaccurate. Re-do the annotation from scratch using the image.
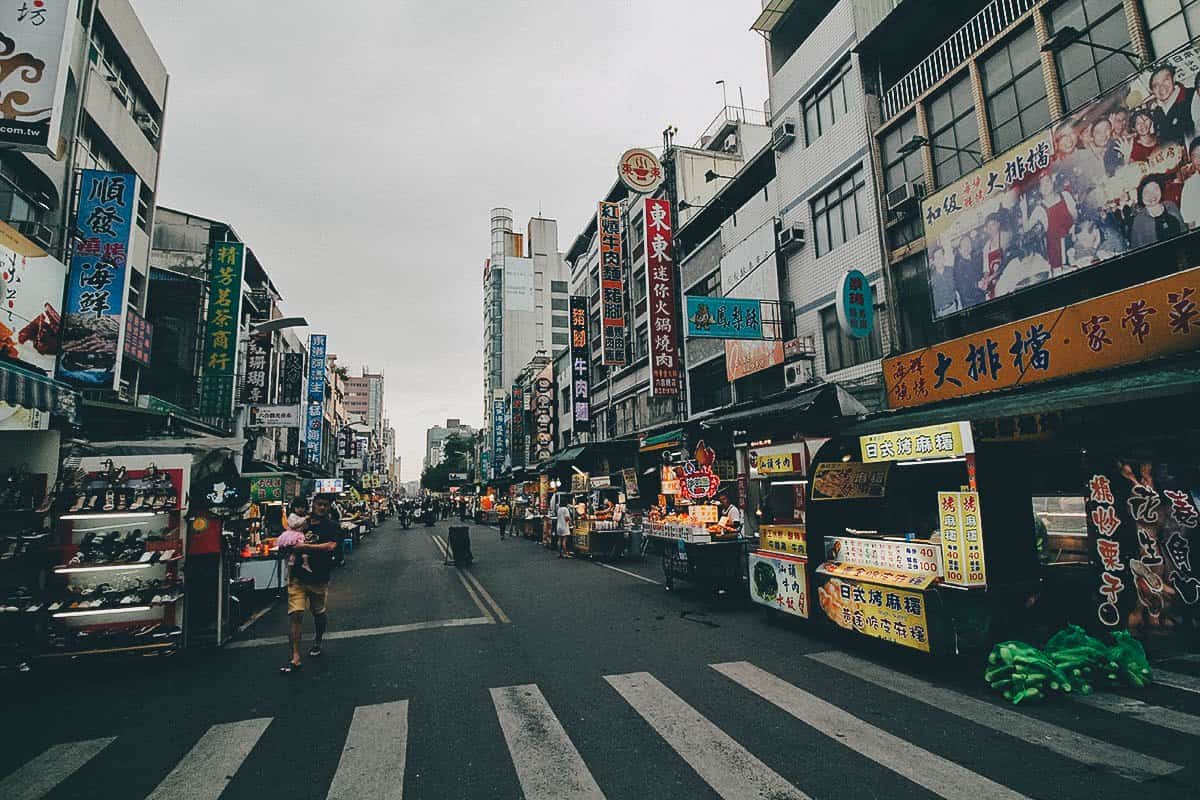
[665,575,674,591]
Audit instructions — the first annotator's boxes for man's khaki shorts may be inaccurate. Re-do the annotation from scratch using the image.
[287,578,328,615]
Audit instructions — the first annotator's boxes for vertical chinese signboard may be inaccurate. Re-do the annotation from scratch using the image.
[243,339,270,405]
[122,309,153,367]
[937,491,987,588]
[198,241,245,416]
[492,390,507,477]
[568,295,591,433]
[280,352,304,405]
[304,334,327,466]
[644,198,680,396]
[0,0,78,155]
[510,385,525,468]
[58,170,139,389]
[533,368,554,462]
[598,201,626,365]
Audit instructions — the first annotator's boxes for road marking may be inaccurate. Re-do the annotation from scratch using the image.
[1074,693,1200,736]
[0,737,115,800]
[807,651,1180,782]
[595,562,663,585]
[1153,668,1200,695]
[712,661,1027,800]
[227,617,492,648]
[326,700,408,800]
[429,533,495,622]
[146,718,272,800]
[462,570,511,623]
[491,685,606,800]
[1161,653,1200,664]
[605,671,809,800]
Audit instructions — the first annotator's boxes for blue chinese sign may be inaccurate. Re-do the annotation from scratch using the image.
[304,334,327,465]
[836,270,874,339]
[492,395,507,477]
[58,170,139,389]
[685,295,764,340]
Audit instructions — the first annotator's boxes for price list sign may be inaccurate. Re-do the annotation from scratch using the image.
[938,491,987,587]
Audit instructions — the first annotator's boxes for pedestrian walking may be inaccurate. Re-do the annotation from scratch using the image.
[280,494,341,675]
[556,498,572,558]
[497,500,510,539]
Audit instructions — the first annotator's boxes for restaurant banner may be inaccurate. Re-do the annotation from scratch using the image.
[685,295,766,339]
[249,476,283,502]
[644,198,681,395]
[922,45,1200,319]
[568,295,591,432]
[0,219,66,374]
[123,309,152,367]
[242,338,270,405]
[0,0,78,155]
[860,421,972,463]
[247,404,300,428]
[598,201,626,365]
[510,385,525,467]
[280,351,304,405]
[815,571,931,652]
[304,334,327,465]
[750,551,809,619]
[810,462,890,501]
[533,366,554,462]
[198,241,245,416]
[885,267,1200,409]
[58,170,139,389]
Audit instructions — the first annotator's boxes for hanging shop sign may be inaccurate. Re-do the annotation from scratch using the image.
[759,525,808,559]
[198,241,246,416]
[58,170,139,389]
[685,295,765,340]
[589,475,612,489]
[568,295,591,431]
[338,426,354,457]
[810,461,890,501]
[750,551,809,619]
[621,466,640,500]
[247,404,300,428]
[825,535,943,580]
[0,219,66,374]
[617,148,663,193]
[339,457,363,471]
[249,476,283,503]
[815,571,931,652]
[598,201,627,365]
[722,219,784,380]
[836,269,874,339]
[280,352,304,405]
[660,465,681,496]
[449,472,468,482]
[644,198,681,396]
[242,339,271,405]
[688,503,718,523]
[922,45,1200,321]
[314,478,344,494]
[672,441,720,501]
[303,334,327,465]
[510,385,525,467]
[937,491,988,587]
[749,442,808,477]
[571,472,590,493]
[886,266,1200,410]
[860,421,972,463]
[492,390,507,476]
[726,339,785,382]
[0,0,78,155]
[533,367,554,461]
[123,309,153,367]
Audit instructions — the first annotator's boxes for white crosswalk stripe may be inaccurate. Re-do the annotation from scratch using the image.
[712,661,1029,800]
[807,650,1182,782]
[605,671,811,800]
[1152,668,1200,695]
[491,684,606,800]
[0,737,115,800]
[1073,693,1200,736]
[326,700,409,800]
[145,718,273,800]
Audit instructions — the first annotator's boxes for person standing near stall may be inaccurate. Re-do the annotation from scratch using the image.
[717,492,743,535]
[280,494,341,674]
[556,497,573,559]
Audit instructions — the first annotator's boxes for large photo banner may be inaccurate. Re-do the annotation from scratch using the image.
[0,0,78,155]
[0,219,65,374]
[923,46,1200,319]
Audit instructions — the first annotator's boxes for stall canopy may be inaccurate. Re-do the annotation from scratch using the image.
[544,445,586,467]
[0,359,78,422]
[699,382,867,434]
[640,428,685,453]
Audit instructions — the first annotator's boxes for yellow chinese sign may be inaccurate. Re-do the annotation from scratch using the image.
[811,462,890,500]
[885,267,1200,410]
[199,241,245,416]
[759,524,807,559]
[816,569,931,652]
[938,491,988,588]
[860,422,971,463]
[688,504,718,524]
[755,452,796,475]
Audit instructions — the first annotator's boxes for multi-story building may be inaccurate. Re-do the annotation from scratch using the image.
[425,418,476,470]
[345,368,385,438]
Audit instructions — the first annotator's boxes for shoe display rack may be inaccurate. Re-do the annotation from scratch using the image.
[0,469,52,669]
[40,455,191,659]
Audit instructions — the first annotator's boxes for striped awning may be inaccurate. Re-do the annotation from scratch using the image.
[0,360,78,423]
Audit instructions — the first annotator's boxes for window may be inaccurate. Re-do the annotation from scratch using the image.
[926,73,979,188]
[551,280,568,293]
[802,60,853,145]
[811,169,866,257]
[552,314,569,329]
[820,302,882,372]
[552,332,569,346]
[633,267,646,303]
[551,297,568,311]
[880,115,924,199]
[634,322,648,361]
[1145,0,1200,57]
[686,269,721,297]
[1049,0,1133,113]
[981,25,1051,154]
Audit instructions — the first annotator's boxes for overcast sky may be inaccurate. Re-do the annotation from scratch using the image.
[130,1,768,481]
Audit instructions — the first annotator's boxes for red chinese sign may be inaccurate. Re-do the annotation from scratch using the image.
[644,198,680,396]
[123,308,153,367]
[598,201,626,366]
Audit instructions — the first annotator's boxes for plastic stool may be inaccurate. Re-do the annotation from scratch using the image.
[342,537,353,554]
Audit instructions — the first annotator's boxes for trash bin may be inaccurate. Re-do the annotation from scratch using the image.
[448,525,473,566]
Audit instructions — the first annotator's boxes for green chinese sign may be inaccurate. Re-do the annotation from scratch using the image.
[250,476,283,502]
[199,241,245,417]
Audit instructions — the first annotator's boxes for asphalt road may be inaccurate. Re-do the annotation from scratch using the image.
[2,517,1199,800]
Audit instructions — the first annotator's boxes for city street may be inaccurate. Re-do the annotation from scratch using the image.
[2,518,1198,800]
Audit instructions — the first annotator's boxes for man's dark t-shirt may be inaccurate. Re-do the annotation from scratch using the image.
[295,513,340,584]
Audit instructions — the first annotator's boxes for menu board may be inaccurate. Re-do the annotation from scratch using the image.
[810,462,889,501]
[815,569,932,652]
[749,551,809,619]
[759,525,807,559]
[825,535,942,579]
[938,491,987,588]
[689,504,718,523]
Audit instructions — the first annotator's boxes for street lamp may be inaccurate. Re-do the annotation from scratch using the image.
[704,169,736,183]
[1040,25,1141,69]
[896,134,983,167]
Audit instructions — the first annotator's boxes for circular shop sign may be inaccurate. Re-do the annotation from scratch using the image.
[836,269,874,339]
[618,148,664,193]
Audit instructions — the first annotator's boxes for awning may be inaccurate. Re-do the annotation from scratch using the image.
[544,446,586,466]
[751,0,795,33]
[843,357,1200,436]
[0,360,78,423]
[700,382,868,433]
[640,428,685,452]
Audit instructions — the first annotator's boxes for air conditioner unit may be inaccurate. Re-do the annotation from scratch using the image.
[784,359,814,389]
[771,120,797,150]
[778,223,805,252]
[722,132,739,153]
[886,180,924,213]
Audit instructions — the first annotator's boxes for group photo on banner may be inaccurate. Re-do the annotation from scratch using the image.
[925,45,1200,318]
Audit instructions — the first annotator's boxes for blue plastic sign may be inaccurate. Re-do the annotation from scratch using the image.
[304,334,327,465]
[492,395,507,477]
[685,295,764,340]
[836,270,874,339]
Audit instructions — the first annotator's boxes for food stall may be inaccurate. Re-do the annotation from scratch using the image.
[569,474,629,560]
